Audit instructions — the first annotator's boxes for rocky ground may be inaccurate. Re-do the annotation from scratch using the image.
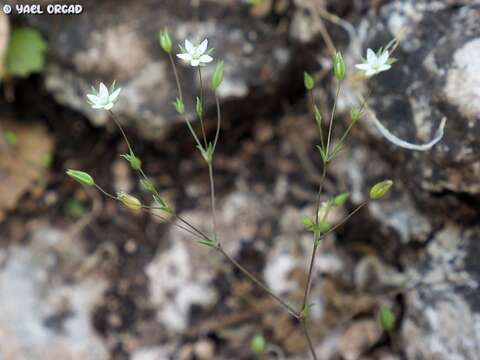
[1,0,479,359]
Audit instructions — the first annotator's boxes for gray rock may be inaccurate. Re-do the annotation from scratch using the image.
[26,0,292,139]
[352,1,480,194]
[0,227,108,360]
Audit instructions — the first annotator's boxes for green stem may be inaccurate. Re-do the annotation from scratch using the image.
[325,82,341,155]
[208,162,218,242]
[216,245,300,319]
[309,89,324,151]
[301,319,319,360]
[197,67,208,148]
[169,52,183,101]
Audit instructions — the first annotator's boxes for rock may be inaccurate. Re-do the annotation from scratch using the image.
[340,319,382,360]
[0,227,108,360]
[350,1,480,194]
[145,238,218,333]
[25,0,293,139]
[401,224,480,360]
[0,120,54,221]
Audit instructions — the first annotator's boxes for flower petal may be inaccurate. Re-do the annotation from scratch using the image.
[197,39,208,55]
[92,104,104,109]
[379,51,389,65]
[109,88,122,102]
[185,40,195,54]
[379,64,391,72]
[104,102,114,110]
[177,53,192,61]
[366,48,376,63]
[86,94,99,103]
[355,63,371,71]
[199,54,213,63]
[99,83,109,99]
[190,59,200,67]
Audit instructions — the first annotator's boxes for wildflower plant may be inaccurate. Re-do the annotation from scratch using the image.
[65,29,444,359]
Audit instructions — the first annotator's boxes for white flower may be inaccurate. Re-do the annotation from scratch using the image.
[176,39,213,67]
[86,82,121,111]
[355,48,391,77]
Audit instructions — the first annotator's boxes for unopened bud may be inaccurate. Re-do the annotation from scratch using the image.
[159,30,172,53]
[250,334,266,354]
[211,60,224,90]
[304,71,314,90]
[66,169,95,187]
[333,51,346,81]
[369,180,393,200]
[117,191,142,210]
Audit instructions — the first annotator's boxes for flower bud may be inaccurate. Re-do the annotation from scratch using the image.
[369,180,393,200]
[117,191,142,210]
[195,97,203,118]
[350,108,362,123]
[121,152,142,171]
[159,30,172,54]
[174,98,185,114]
[66,169,95,187]
[378,305,395,332]
[333,51,346,81]
[250,334,266,354]
[334,192,350,206]
[211,60,224,90]
[303,71,314,90]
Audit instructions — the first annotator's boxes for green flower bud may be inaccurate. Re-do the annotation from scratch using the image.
[303,71,314,90]
[211,60,224,90]
[350,108,362,123]
[369,180,393,200]
[121,152,142,171]
[195,97,203,118]
[334,192,350,206]
[117,191,142,210]
[378,305,395,332]
[250,334,266,354]
[174,98,185,114]
[314,105,322,125]
[66,169,95,187]
[333,51,346,81]
[159,30,172,54]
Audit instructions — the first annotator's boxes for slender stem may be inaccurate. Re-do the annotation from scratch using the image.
[325,82,341,155]
[318,202,367,241]
[168,53,183,101]
[212,94,222,151]
[208,162,218,242]
[197,67,208,148]
[95,184,118,200]
[301,319,319,360]
[301,164,327,310]
[176,214,211,242]
[146,210,206,241]
[216,245,300,319]
[109,111,133,155]
[309,89,324,150]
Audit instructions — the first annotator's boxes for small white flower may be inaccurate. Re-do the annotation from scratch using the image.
[86,82,121,111]
[355,48,391,77]
[176,39,213,67]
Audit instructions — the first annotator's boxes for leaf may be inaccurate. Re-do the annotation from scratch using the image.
[6,28,47,77]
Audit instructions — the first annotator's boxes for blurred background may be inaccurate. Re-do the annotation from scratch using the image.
[0,0,479,359]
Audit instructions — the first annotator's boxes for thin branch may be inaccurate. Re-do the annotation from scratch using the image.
[301,319,319,360]
[217,245,300,319]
